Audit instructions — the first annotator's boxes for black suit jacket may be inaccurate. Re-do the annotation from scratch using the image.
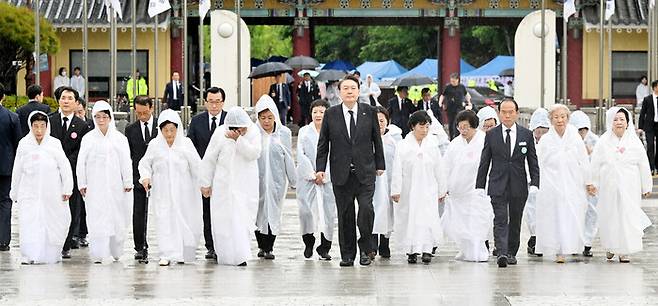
[187,111,227,158]
[415,99,442,124]
[387,96,416,136]
[298,81,320,105]
[17,101,50,138]
[268,83,291,110]
[476,124,539,198]
[163,81,184,110]
[125,118,159,185]
[638,94,657,131]
[49,113,90,183]
[0,106,21,176]
[316,103,385,186]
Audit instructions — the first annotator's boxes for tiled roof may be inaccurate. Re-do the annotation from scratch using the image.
[582,0,650,28]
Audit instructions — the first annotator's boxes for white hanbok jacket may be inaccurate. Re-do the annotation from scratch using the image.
[372,124,402,236]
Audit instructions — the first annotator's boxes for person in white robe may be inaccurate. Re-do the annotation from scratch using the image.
[253,95,296,260]
[570,110,600,257]
[442,110,494,262]
[636,76,651,108]
[391,110,446,264]
[534,104,591,263]
[199,106,261,266]
[297,99,336,260]
[138,110,202,266]
[371,106,403,259]
[425,108,450,155]
[524,108,550,256]
[76,101,133,263]
[477,106,499,132]
[10,111,73,264]
[590,107,652,263]
[359,74,382,106]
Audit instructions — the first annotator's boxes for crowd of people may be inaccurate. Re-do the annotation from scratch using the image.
[0,75,655,269]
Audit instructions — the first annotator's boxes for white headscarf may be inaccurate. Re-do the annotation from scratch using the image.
[25,111,52,143]
[254,95,282,129]
[224,106,253,128]
[529,108,550,131]
[604,107,638,142]
[570,110,591,130]
[476,106,499,129]
[23,111,60,156]
[91,100,117,132]
[153,109,186,148]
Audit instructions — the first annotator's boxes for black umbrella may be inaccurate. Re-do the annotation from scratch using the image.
[315,69,347,82]
[285,56,319,69]
[249,62,293,79]
[390,74,434,87]
[500,68,514,76]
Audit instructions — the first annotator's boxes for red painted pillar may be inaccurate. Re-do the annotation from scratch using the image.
[567,29,584,107]
[441,26,461,88]
[291,24,313,125]
[171,31,183,79]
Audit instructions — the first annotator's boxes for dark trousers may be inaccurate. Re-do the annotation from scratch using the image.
[75,198,88,238]
[169,99,181,111]
[202,196,213,251]
[62,188,82,251]
[302,232,332,253]
[332,173,375,261]
[255,225,276,252]
[0,176,11,246]
[299,101,311,126]
[645,123,658,170]
[132,185,149,252]
[447,112,458,140]
[371,234,390,255]
[278,107,288,126]
[491,191,527,257]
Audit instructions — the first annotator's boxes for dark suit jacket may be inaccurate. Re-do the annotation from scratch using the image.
[163,81,184,110]
[476,124,539,198]
[316,103,385,186]
[269,83,291,110]
[187,110,227,158]
[387,96,416,136]
[298,80,320,105]
[16,101,50,138]
[415,99,442,124]
[0,106,21,176]
[638,94,657,132]
[125,118,159,185]
[49,113,90,184]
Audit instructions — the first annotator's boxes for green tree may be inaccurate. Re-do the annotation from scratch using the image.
[358,26,437,68]
[0,2,59,93]
[461,25,515,67]
[248,25,293,59]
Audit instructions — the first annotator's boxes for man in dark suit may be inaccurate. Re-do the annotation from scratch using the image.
[297,73,320,126]
[16,84,50,137]
[439,73,472,139]
[73,97,92,247]
[269,74,291,125]
[125,96,158,261]
[163,71,183,111]
[316,75,385,267]
[638,80,658,174]
[188,87,227,260]
[387,86,415,136]
[476,98,539,268]
[49,87,91,258]
[0,84,21,251]
[416,87,442,124]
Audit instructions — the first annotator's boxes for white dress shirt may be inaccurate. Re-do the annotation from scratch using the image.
[173,81,178,100]
[140,115,154,141]
[208,112,222,130]
[501,123,517,156]
[342,102,359,138]
[653,93,658,122]
[60,112,74,131]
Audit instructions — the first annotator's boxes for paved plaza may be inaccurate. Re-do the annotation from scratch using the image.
[1,193,658,305]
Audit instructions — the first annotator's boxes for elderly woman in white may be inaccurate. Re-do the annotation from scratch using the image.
[590,107,652,263]
[76,101,133,264]
[534,104,591,263]
[476,106,499,133]
[10,111,73,264]
[360,74,382,106]
[138,110,202,266]
[524,108,550,256]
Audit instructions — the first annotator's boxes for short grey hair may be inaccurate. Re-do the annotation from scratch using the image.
[548,104,570,119]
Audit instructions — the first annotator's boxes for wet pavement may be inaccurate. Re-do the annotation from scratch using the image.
[1,193,658,305]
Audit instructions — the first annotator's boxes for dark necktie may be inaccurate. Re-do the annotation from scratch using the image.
[348,110,356,143]
[62,117,69,132]
[425,102,429,110]
[211,116,217,135]
[144,122,151,143]
[505,128,511,156]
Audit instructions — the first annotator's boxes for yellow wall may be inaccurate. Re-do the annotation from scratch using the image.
[582,29,648,100]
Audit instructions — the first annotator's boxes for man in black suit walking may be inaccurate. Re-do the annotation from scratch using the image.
[16,84,50,137]
[415,87,442,124]
[0,84,21,251]
[49,87,91,258]
[268,74,291,125]
[387,86,415,137]
[187,87,227,260]
[316,75,385,267]
[476,98,539,268]
[638,80,658,174]
[297,73,320,126]
[163,71,183,111]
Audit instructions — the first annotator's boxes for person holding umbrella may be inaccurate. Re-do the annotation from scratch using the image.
[269,74,291,125]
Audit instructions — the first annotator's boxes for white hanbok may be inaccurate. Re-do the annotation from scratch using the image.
[138,110,202,263]
[442,129,494,262]
[372,124,402,236]
[359,74,382,105]
[391,134,446,254]
[426,109,450,155]
[254,96,296,237]
[477,106,499,130]
[76,101,133,261]
[296,124,336,241]
[10,111,73,264]
[524,108,550,236]
[199,106,261,265]
[590,107,652,255]
[535,125,591,256]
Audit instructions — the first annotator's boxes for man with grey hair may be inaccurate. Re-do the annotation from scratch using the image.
[439,73,472,139]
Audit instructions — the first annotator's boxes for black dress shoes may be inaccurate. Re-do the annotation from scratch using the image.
[497,255,508,268]
[134,252,143,260]
[316,247,332,261]
[583,246,593,257]
[339,259,354,267]
[359,252,371,266]
[238,262,247,266]
[507,255,517,265]
[257,250,265,258]
[264,251,275,260]
[407,254,418,264]
[421,253,432,264]
[77,237,89,247]
[61,250,72,259]
[70,239,80,249]
[0,244,9,251]
[205,250,216,259]
[302,234,315,259]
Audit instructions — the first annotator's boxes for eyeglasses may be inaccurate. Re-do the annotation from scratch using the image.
[457,124,473,131]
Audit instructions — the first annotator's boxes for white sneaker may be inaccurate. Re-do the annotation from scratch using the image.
[159,259,170,266]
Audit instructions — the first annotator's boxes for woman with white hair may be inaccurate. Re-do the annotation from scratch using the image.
[476,106,499,132]
[76,101,133,264]
[524,108,550,256]
[590,107,652,263]
[360,74,381,106]
[534,104,591,263]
